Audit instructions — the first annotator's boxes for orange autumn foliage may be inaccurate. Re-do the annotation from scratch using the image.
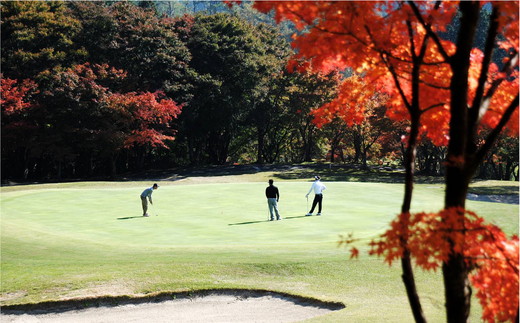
[369,208,518,323]
[311,75,373,128]
[104,91,181,149]
[1,77,37,116]
[250,1,519,322]
[253,1,519,143]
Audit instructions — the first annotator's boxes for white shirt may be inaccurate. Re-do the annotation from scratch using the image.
[307,180,326,195]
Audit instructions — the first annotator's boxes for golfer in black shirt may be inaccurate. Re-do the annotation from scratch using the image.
[265,179,281,221]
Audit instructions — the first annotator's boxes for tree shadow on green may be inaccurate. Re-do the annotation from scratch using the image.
[468,185,519,195]
[272,164,445,184]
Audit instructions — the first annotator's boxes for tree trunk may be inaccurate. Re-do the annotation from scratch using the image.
[400,112,426,323]
[361,145,368,169]
[504,161,513,180]
[109,153,118,179]
[57,161,62,179]
[444,165,472,322]
[303,128,313,162]
[23,147,30,180]
[330,137,338,163]
[257,125,265,164]
[443,2,479,322]
[353,131,362,164]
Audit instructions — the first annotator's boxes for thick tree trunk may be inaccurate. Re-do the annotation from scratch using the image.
[442,247,472,321]
[443,166,472,322]
[443,2,479,322]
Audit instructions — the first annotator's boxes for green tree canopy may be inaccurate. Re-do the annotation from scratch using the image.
[180,13,290,164]
[1,1,83,79]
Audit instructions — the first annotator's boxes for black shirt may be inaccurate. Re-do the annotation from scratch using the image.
[265,185,279,199]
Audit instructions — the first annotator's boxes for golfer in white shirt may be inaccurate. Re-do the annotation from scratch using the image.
[140,183,158,217]
[305,176,326,216]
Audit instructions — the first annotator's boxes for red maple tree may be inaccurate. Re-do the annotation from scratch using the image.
[103,91,182,149]
[32,63,182,176]
[1,77,37,116]
[1,76,39,179]
[249,1,519,322]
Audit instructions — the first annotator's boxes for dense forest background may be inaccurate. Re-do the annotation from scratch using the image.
[1,1,518,181]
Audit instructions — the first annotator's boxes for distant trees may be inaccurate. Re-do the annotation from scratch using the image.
[280,70,339,163]
[1,1,83,79]
[1,1,517,183]
[478,131,519,180]
[313,75,401,168]
[177,14,290,165]
[1,77,38,179]
[1,1,186,179]
[69,1,193,99]
[1,1,349,181]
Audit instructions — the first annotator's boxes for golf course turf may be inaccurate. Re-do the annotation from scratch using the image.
[1,167,518,322]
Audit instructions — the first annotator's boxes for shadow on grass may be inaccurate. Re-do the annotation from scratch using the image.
[284,215,311,220]
[268,164,446,184]
[228,215,311,226]
[117,216,146,220]
[468,185,519,195]
[1,163,444,185]
[120,163,417,183]
[228,220,269,225]
[6,162,518,188]
[467,193,519,204]
[118,164,267,181]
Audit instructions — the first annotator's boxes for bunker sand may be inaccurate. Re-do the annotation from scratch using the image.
[1,290,345,323]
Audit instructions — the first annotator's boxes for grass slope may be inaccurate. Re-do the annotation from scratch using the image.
[1,172,518,322]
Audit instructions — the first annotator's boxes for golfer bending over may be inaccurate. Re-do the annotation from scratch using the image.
[306,176,326,216]
[265,179,281,221]
[140,183,158,217]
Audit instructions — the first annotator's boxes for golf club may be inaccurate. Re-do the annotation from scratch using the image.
[150,203,158,216]
[306,195,309,214]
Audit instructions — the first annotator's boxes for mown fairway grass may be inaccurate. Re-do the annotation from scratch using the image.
[1,169,518,322]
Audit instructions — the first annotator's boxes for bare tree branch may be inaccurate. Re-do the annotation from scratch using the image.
[421,103,446,114]
[407,1,451,62]
[474,95,519,167]
[469,6,499,125]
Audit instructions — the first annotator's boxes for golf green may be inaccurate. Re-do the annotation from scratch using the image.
[1,179,518,322]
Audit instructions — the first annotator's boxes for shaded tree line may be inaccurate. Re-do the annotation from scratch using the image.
[1,1,516,182]
[0,1,371,180]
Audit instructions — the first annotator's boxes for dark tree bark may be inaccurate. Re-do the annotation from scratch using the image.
[443,2,480,322]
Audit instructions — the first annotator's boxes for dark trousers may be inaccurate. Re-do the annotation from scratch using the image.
[309,194,323,213]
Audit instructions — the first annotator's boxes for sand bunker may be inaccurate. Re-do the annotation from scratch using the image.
[1,290,344,323]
